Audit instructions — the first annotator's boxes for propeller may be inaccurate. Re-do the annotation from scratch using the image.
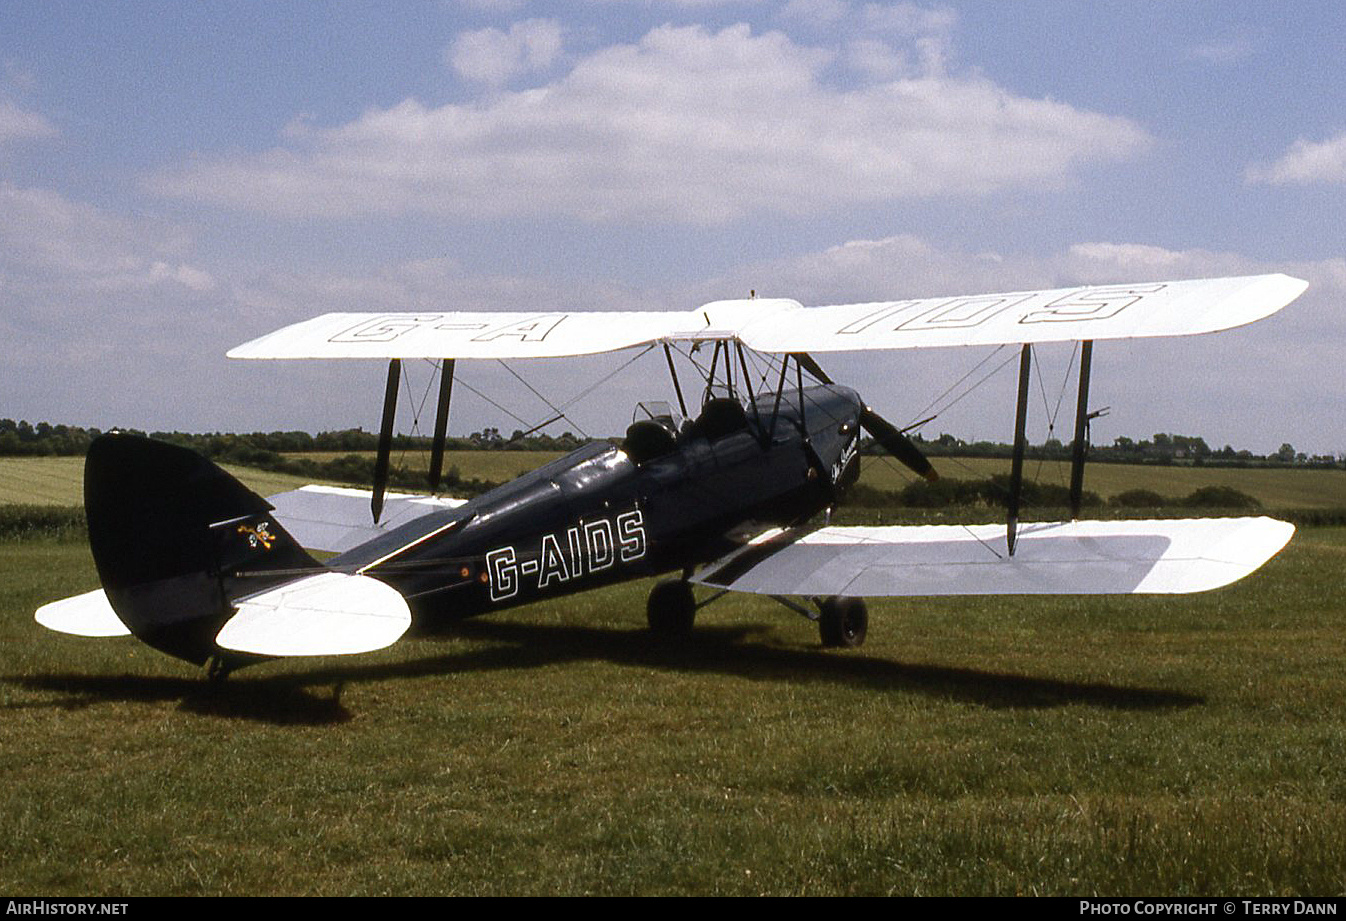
[789,351,938,484]
[859,406,939,483]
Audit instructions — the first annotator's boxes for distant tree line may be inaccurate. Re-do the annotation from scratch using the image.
[892,431,1344,469]
[2,418,1342,470]
[0,419,586,458]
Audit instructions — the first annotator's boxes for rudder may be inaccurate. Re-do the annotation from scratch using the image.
[85,433,320,665]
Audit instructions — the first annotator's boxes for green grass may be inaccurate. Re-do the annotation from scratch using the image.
[3,528,1346,894]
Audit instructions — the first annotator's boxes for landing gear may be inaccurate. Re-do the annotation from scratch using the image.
[817,596,867,648]
[647,579,696,638]
[205,653,235,684]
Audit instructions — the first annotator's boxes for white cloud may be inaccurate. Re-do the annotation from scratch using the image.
[0,99,56,144]
[446,18,564,86]
[149,23,1150,225]
[0,183,212,293]
[1247,132,1346,186]
[0,184,239,430]
[844,37,920,80]
[1065,242,1187,270]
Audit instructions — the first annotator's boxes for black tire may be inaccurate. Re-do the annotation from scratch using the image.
[647,579,696,638]
[818,597,867,647]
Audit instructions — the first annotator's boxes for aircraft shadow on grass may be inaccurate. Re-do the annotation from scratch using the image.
[5,672,353,726]
[6,619,1203,726]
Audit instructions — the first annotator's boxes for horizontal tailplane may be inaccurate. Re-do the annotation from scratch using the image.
[217,571,411,656]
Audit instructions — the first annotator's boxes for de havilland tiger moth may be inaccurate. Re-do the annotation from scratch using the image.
[34,273,1308,678]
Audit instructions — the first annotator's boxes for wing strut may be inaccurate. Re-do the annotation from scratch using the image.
[1068,341,1093,519]
[662,344,688,418]
[735,342,762,433]
[768,354,791,440]
[372,359,400,523]
[793,352,833,385]
[428,359,455,492]
[1006,345,1032,556]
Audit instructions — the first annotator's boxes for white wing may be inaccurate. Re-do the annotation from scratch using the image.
[736,274,1307,353]
[692,517,1294,597]
[227,275,1305,360]
[227,308,712,360]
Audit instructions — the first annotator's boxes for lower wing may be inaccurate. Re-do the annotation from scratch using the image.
[692,517,1294,597]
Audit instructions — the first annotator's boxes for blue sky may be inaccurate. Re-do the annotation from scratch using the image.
[3,1,1344,458]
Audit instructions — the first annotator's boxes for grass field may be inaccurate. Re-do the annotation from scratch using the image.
[7,450,1345,510]
[0,456,331,506]
[3,524,1345,895]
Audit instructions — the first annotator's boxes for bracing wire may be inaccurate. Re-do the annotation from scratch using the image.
[448,345,658,444]
[496,359,589,440]
[1030,342,1080,487]
[907,345,1010,429]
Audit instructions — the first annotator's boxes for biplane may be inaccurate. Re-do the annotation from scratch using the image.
[35,273,1307,678]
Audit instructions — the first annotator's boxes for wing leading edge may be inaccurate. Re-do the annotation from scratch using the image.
[227,274,1306,360]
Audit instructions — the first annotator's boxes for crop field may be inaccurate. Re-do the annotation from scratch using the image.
[3,514,1346,894]
[0,456,327,507]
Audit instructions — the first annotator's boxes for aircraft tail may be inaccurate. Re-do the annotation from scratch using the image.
[84,433,322,665]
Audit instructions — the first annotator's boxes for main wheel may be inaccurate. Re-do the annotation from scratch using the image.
[647,579,696,638]
[818,596,867,647]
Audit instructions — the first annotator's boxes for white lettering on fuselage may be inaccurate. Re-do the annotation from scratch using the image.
[830,433,858,484]
[485,510,646,602]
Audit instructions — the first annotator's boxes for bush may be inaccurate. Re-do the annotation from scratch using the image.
[0,505,86,540]
[983,474,1101,509]
[1179,486,1260,509]
[1111,489,1167,508]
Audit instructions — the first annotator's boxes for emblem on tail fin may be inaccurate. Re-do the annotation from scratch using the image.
[237,521,276,550]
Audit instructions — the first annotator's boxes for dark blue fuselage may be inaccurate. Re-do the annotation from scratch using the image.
[335,384,865,626]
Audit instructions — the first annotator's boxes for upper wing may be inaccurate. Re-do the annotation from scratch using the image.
[227,308,713,360]
[227,275,1305,360]
[736,274,1307,353]
[692,517,1295,597]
